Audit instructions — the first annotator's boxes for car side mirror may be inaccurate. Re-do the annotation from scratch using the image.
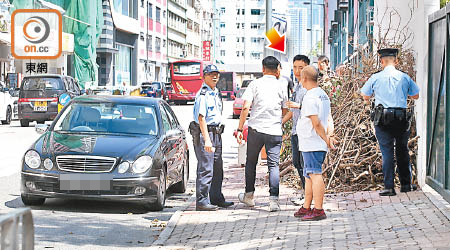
[35,124,49,134]
[80,89,86,95]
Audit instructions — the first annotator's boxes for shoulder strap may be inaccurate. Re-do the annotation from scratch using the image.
[199,86,208,95]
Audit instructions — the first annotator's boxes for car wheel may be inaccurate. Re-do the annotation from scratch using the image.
[146,169,167,211]
[172,156,188,193]
[21,194,45,206]
[20,119,30,127]
[37,120,45,124]
[1,106,11,125]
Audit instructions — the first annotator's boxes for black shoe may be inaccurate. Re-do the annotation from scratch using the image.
[212,201,234,208]
[379,189,396,196]
[401,184,418,192]
[196,204,218,211]
[400,185,411,193]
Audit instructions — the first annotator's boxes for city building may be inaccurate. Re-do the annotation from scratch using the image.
[213,0,266,75]
[287,0,325,58]
[167,0,187,62]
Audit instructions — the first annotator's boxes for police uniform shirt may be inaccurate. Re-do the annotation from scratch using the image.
[361,65,420,108]
[193,83,222,125]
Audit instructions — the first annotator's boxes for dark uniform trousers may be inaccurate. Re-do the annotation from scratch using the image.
[194,131,225,206]
[374,121,411,189]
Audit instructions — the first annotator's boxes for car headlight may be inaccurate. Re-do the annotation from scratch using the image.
[43,158,53,170]
[24,150,41,169]
[132,156,153,174]
[234,103,243,108]
[117,161,130,174]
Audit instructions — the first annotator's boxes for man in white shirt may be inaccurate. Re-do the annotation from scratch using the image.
[236,56,289,212]
[295,66,336,221]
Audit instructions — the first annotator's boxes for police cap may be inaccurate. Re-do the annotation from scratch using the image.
[377,48,399,58]
[203,64,220,74]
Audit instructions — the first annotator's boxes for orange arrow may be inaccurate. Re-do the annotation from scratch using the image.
[266,28,286,53]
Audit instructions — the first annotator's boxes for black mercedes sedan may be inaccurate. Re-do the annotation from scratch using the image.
[20,95,189,211]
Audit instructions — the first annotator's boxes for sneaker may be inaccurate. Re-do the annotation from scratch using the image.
[294,206,311,217]
[269,196,280,212]
[238,192,255,207]
[301,208,327,221]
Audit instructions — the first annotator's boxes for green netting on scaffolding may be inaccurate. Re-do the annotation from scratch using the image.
[10,0,104,89]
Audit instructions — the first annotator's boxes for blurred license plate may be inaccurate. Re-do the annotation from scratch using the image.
[34,101,47,112]
[59,174,112,190]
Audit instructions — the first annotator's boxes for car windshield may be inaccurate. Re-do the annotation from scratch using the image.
[53,102,159,136]
[22,77,63,91]
[236,88,246,98]
[152,82,161,89]
[173,62,201,76]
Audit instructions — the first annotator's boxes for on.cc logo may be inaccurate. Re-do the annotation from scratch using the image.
[23,16,50,44]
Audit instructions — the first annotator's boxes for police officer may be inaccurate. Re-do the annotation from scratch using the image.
[191,65,234,211]
[361,48,420,196]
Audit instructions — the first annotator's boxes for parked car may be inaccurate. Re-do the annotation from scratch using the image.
[20,95,189,211]
[241,79,253,88]
[233,88,248,119]
[0,82,14,125]
[18,75,82,127]
[141,83,157,97]
[151,81,168,100]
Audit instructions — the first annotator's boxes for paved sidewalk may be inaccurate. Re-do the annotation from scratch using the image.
[157,160,450,249]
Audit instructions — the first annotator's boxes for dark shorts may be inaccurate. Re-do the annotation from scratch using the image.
[302,151,327,178]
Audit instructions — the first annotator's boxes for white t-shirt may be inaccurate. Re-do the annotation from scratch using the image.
[242,75,288,136]
[296,87,331,152]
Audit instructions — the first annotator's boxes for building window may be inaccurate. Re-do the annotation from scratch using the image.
[220,50,225,56]
[251,52,261,59]
[141,0,144,8]
[148,3,152,19]
[194,45,199,58]
[242,23,245,29]
[147,35,152,51]
[163,10,166,19]
[114,0,136,18]
[251,23,261,29]
[115,44,132,86]
[163,39,166,48]
[236,23,240,29]
[220,7,225,14]
[155,37,161,52]
[236,51,240,57]
[220,22,225,28]
[241,51,244,57]
[221,36,225,42]
[251,9,260,15]
[237,37,239,43]
[241,37,245,42]
[187,19,193,30]
[242,9,245,15]
[156,7,161,22]
[237,9,240,15]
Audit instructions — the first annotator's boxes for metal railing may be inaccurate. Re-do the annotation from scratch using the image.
[0,208,34,250]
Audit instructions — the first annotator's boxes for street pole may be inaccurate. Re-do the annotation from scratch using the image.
[264,0,272,58]
[310,0,313,55]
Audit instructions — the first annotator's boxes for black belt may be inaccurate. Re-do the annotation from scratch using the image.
[207,124,224,134]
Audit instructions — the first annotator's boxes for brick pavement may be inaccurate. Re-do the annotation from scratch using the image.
[157,159,450,249]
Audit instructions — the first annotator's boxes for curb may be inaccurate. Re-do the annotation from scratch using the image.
[152,191,196,246]
[422,184,450,221]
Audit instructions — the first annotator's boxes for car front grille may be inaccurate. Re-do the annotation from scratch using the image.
[56,155,116,173]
